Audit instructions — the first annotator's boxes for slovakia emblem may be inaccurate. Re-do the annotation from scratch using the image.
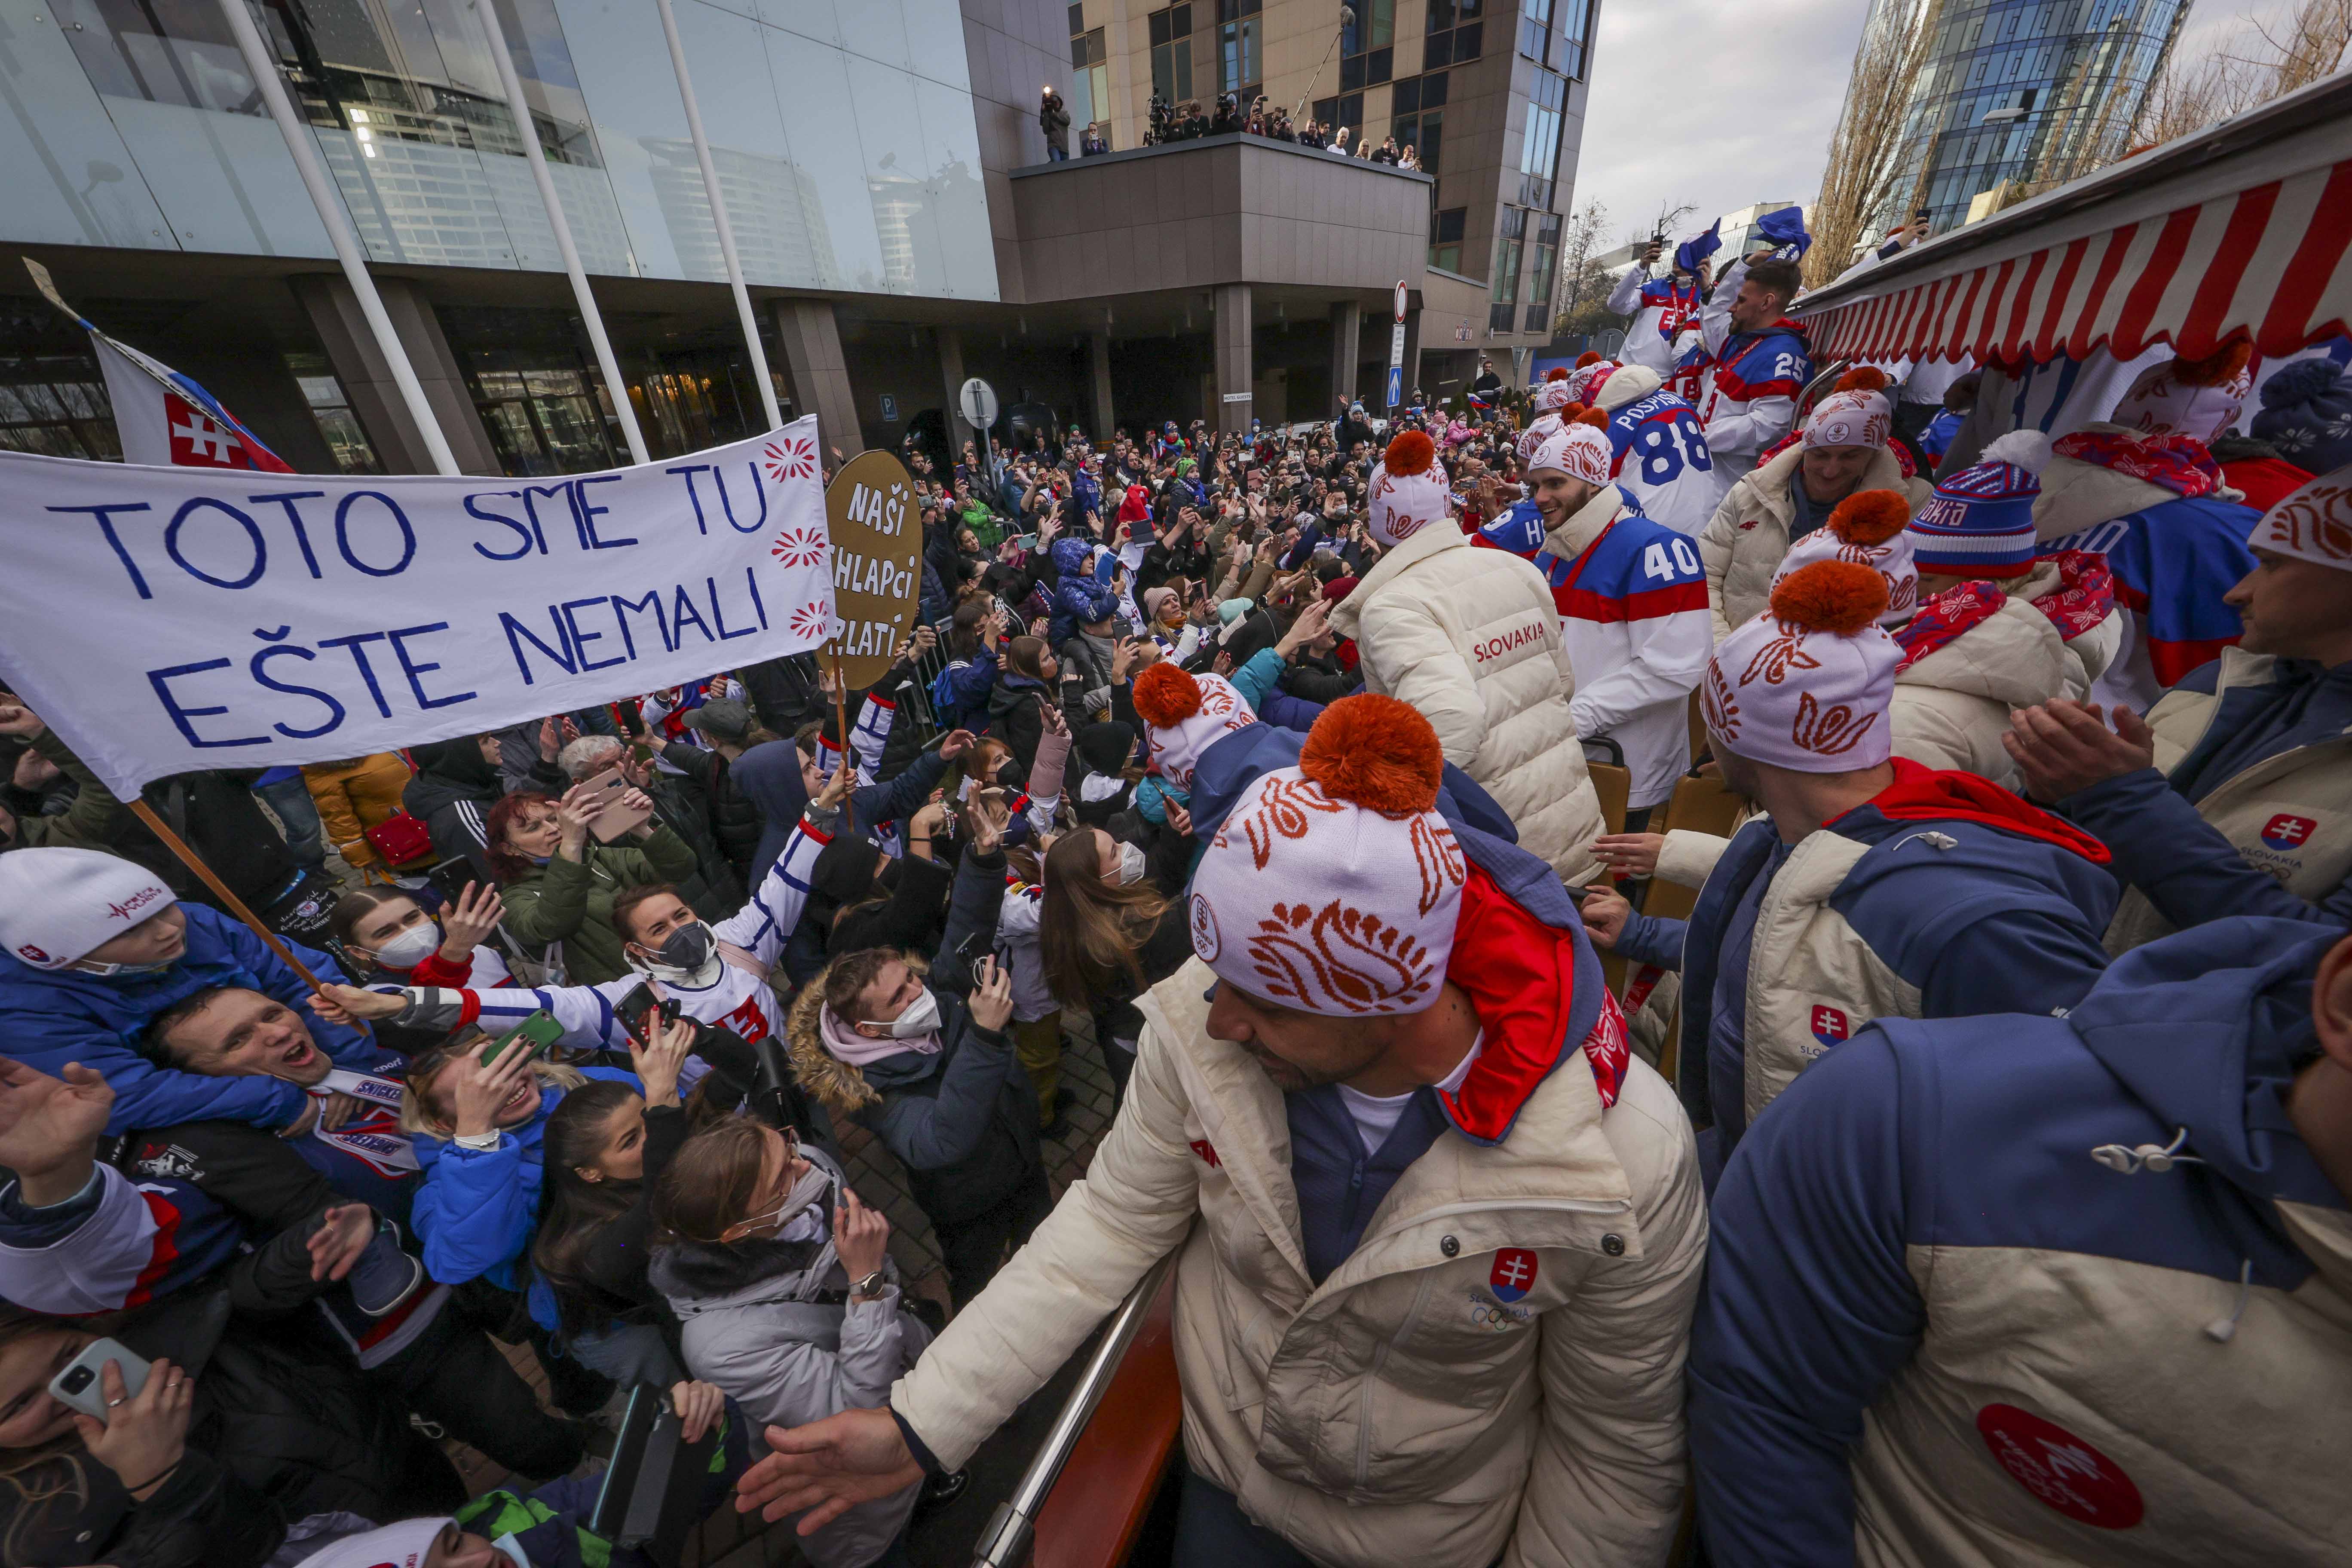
[1810,1004,1850,1050]
[1489,1248,1538,1303]
[2261,813,2316,852]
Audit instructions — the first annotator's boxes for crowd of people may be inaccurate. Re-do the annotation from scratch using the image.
[1057,91,1420,167]
[1,212,2350,1568]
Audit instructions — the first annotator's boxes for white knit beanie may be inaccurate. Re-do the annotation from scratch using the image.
[1366,429,1450,548]
[1589,362,1663,413]
[288,1517,451,1568]
[1131,663,1257,790]
[1534,378,1578,413]
[1528,417,1615,487]
[1771,490,1919,624]
[1516,410,1564,466]
[2113,346,2254,443]
[1802,389,1893,450]
[2247,463,2352,572]
[1705,561,1900,774]
[1190,695,1466,1016]
[0,848,177,970]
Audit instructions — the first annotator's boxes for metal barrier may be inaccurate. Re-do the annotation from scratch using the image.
[966,1251,1182,1568]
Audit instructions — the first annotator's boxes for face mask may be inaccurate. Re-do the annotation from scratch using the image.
[1117,840,1148,885]
[74,956,177,979]
[369,921,442,971]
[738,1161,832,1240]
[869,987,941,1041]
[654,923,714,972]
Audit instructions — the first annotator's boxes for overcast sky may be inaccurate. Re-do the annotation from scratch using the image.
[1568,0,2313,251]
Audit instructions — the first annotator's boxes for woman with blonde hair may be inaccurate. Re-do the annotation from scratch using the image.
[1037,819,1192,1096]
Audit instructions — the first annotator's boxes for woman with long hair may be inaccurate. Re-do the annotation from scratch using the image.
[649,1119,934,1568]
[987,637,1060,774]
[529,1013,697,1387]
[1038,821,1193,1096]
[327,881,510,989]
[483,784,699,984]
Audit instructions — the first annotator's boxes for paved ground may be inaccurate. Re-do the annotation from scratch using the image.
[442,1013,1124,1568]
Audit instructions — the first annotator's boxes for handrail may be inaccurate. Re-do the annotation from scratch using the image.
[967,1251,1182,1568]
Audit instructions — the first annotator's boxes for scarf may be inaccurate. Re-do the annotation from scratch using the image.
[2052,430,2222,499]
[818,1001,941,1067]
[1894,552,2117,670]
[310,1069,419,1173]
[1837,757,2113,864]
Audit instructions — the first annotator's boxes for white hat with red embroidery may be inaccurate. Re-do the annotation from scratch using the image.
[1130,662,1257,790]
[1802,388,1894,450]
[2247,463,2352,573]
[1516,410,1564,466]
[0,848,178,971]
[1190,694,1467,1016]
[287,1519,450,1568]
[1704,561,1900,774]
[1366,429,1451,548]
[2112,343,2255,444]
[1772,489,1919,623]
[1528,411,1615,487]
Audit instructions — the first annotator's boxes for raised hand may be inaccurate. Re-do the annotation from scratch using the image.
[832,1189,891,1284]
[306,1202,377,1282]
[450,1036,537,1138]
[308,982,408,1026]
[441,882,505,955]
[631,1011,696,1110]
[0,1060,110,1200]
[967,954,1015,1033]
[735,1408,922,1530]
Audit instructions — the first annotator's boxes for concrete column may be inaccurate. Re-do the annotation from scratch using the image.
[1402,307,1424,408]
[1213,282,1252,437]
[936,326,969,449]
[288,273,502,475]
[1328,302,1361,414]
[1089,329,1115,441]
[771,298,864,461]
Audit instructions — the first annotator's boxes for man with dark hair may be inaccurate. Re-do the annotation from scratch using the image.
[1683,250,1813,498]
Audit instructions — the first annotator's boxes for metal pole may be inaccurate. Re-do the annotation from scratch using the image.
[213,0,460,475]
[650,0,784,432]
[473,0,648,465]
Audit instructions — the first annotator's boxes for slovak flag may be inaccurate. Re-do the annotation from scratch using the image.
[2261,814,2316,852]
[26,258,291,472]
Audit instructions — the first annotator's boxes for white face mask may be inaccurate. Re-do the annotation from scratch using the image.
[74,956,176,978]
[868,987,941,1041]
[1117,840,1149,885]
[369,920,441,971]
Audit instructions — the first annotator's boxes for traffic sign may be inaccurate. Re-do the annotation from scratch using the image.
[958,376,998,430]
[1385,364,1402,410]
[1393,280,1408,322]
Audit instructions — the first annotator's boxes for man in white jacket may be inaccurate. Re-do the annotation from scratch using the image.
[732,697,1707,1568]
[1681,252,1813,496]
[1606,238,1705,377]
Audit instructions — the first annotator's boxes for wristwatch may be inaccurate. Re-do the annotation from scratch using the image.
[852,1269,888,1299]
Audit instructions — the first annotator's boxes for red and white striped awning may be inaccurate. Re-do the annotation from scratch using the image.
[1795,74,2352,368]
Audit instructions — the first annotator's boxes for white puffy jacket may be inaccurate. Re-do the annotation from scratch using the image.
[1329,522,1605,885]
[1697,444,1927,642]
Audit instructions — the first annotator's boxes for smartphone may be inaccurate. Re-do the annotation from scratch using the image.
[614,982,660,1047]
[49,1338,151,1421]
[480,1009,564,1068]
[576,765,654,844]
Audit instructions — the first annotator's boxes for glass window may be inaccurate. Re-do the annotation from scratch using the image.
[1071,26,1107,137]
[1519,67,1563,206]
[1366,46,1392,85]
[1150,5,1194,103]
[284,351,382,473]
[1430,205,1466,273]
[1518,0,1553,61]
[1557,0,1592,77]
[1393,106,1440,172]
[441,303,618,476]
[1524,211,1560,334]
[1493,205,1525,329]
[1341,0,1393,58]
[1219,0,1261,96]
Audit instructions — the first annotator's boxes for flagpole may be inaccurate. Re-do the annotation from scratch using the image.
[649,0,784,432]
[472,0,649,466]
[213,0,461,477]
[127,801,328,991]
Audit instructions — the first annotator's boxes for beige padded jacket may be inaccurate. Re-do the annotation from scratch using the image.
[1697,445,1926,642]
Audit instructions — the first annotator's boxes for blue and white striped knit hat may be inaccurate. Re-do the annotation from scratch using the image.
[1905,431,2050,577]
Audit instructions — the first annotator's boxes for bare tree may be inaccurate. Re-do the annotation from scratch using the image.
[1552,199,1619,337]
[2129,0,2350,151]
[2258,0,2352,97]
[1805,0,1946,291]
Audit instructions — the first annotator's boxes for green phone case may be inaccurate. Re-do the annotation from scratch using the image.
[480,1009,564,1066]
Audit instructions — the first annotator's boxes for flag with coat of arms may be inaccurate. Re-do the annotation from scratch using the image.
[24,258,292,473]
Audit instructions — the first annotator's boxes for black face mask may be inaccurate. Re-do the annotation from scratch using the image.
[652,923,714,971]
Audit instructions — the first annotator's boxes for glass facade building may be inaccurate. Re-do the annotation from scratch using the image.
[1866,0,2187,237]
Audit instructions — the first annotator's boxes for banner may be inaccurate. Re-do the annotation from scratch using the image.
[824,449,923,688]
[0,419,834,797]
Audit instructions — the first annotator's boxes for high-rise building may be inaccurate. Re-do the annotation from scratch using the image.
[1858,0,2188,238]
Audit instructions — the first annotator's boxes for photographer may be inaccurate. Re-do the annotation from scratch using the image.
[1039,86,1069,161]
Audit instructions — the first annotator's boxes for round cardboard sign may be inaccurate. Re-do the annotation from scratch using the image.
[822,450,924,689]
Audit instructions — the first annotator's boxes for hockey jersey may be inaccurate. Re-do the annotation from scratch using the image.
[1531,491,1712,808]
[1683,254,1812,493]
[1603,388,1719,536]
[1473,488,1647,559]
[1606,270,1703,377]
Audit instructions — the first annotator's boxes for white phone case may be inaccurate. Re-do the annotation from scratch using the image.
[48,1338,152,1421]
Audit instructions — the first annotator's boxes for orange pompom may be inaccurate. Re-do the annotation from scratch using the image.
[1833,365,1890,395]
[1131,662,1202,728]
[1826,489,1911,545]
[1383,429,1437,476]
[1544,367,1572,383]
[2173,341,2254,387]
[1770,560,1888,636]
[1561,402,1590,420]
[1573,407,1610,430]
[1575,350,1603,367]
[1298,694,1443,815]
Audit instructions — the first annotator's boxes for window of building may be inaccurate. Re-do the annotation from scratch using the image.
[1491,207,1525,330]
[1524,210,1561,332]
[1518,0,1553,63]
[1070,24,1109,137]
[0,358,117,460]
[1219,0,1261,98]
[441,305,619,477]
[284,352,382,473]
[1556,0,1593,77]
[1431,206,1468,273]
[1424,0,1483,67]
[1340,0,1394,90]
[1393,72,1446,172]
[1518,67,1565,207]
[1149,5,1194,105]
[1313,92,1366,134]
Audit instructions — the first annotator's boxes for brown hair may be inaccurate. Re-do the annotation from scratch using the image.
[482,791,558,884]
[1004,636,1053,683]
[821,947,904,1025]
[652,1116,772,1245]
[398,1036,585,1139]
[610,882,687,945]
[1039,829,1167,1007]
[0,1311,100,1560]
[327,885,422,952]
[1745,257,1803,306]
[530,1079,644,1336]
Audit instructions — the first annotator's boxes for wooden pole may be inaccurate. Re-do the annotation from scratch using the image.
[128,799,327,991]
[826,643,853,833]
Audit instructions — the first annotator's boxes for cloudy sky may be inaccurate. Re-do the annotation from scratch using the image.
[1568,0,2312,250]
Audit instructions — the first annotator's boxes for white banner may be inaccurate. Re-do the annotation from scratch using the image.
[0,419,836,797]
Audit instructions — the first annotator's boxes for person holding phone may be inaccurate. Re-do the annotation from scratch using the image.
[483,781,700,985]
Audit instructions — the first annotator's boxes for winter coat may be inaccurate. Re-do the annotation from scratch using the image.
[1697,443,1924,642]
[2060,649,2352,953]
[639,749,747,919]
[1532,484,1711,809]
[403,739,505,879]
[8,729,127,850]
[1040,95,1071,153]
[1684,255,1813,491]
[0,904,367,1136]
[731,737,813,885]
[1615,762,2119,1161]
[129,772,297,916]
[1691,918,2352,1567]
[1327,520,1606,885]
[649,1145,931,1568]
[888,838,1708,1568]
[1606,268,1702,377]
[930,646,1001,734]
[408,1068,639,1301]
[496,825,701,984]
[300,753,418,870]
[986,671,1053,772]
[659,740,766,887]
[1047,540,1116,647]
[1888,557,2122,790]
